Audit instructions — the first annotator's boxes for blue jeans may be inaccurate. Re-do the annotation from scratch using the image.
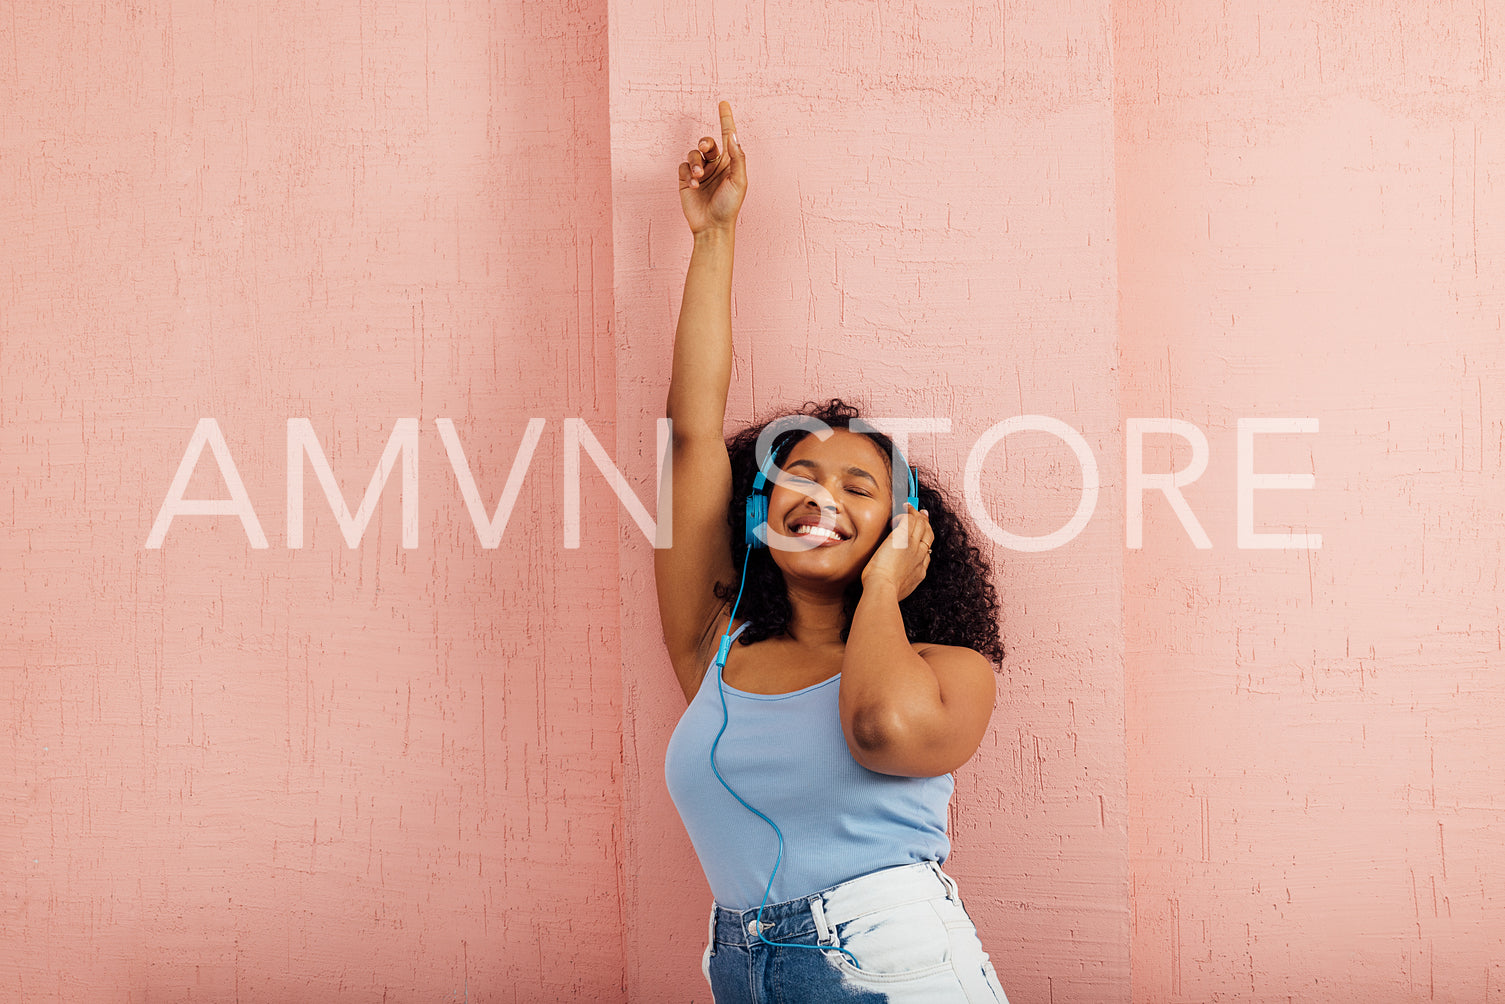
[701,861,1010,1003]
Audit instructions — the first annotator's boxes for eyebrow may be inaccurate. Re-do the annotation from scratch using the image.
[784,458,881,487]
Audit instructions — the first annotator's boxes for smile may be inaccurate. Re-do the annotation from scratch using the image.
[792,524,848,543]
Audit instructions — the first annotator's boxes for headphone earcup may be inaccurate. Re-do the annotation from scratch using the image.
[744,492,769,549]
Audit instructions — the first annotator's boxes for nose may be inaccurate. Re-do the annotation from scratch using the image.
[803,493,838,513]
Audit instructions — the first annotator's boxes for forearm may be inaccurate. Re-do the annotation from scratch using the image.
[839,581,945,764]
[666,226,736,438]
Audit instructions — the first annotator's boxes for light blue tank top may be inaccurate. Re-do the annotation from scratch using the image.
[664,622,953,910]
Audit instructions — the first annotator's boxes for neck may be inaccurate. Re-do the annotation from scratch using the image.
[783,581,852,648]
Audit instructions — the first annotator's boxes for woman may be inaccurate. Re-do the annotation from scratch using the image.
[656,101,1011,1004]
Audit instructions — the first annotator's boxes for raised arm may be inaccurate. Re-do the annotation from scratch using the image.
[655,101,749,701]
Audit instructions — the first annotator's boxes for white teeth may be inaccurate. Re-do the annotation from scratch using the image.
[795,525,842,541]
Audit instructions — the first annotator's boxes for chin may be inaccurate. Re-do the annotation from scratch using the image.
[773,554,865,587]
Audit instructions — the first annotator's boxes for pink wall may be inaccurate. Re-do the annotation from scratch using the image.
[3,1,1503,1002]
[2,1,624,1000]
[607,2,1126,1000]
[1117,1,1505,1000]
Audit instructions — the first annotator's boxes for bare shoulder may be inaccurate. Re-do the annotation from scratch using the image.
[913,642,997,707]
[913,642,996,675]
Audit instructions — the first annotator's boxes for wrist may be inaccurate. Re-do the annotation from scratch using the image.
[859,575,901,604]
[691,223,737,245]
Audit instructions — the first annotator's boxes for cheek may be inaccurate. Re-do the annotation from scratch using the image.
[854,505,894,546]
[863,497,896,531]
[767,486,797,515]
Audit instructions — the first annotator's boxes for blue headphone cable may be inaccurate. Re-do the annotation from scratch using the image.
[707,545,861,968]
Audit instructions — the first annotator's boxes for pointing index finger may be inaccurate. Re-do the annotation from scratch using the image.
[718,100,737,146]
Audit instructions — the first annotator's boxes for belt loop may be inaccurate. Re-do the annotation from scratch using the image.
[931,861,961,903]
[809,895,836,947]
[707,903,718,956]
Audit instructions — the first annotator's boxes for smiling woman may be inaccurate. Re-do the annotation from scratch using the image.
[719,407,1005,688]
[653,101,1011,1004]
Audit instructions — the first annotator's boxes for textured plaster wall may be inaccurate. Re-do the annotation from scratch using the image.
[2,1,623,1001]
[1117,1,1505,1001]
[4,1,1505,1002]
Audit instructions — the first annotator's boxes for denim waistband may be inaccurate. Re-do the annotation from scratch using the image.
[710,860,960,951]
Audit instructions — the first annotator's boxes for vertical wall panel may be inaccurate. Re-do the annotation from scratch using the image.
[608,1,1128,1000]
[1117,1,1505,1000]
[0,1,623,1000]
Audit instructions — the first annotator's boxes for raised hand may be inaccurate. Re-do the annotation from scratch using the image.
[678,100,747,234]
[860,505,934,602]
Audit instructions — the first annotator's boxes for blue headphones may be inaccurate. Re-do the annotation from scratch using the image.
[743,422,920,549]
[710,418,921,969]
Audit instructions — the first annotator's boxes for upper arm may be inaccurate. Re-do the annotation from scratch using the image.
[851,646,997,778]
[653,430,737,700]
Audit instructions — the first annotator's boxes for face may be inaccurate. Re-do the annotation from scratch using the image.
[762,429,896,586]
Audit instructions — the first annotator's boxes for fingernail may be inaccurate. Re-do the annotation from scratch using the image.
[732,133,739,146]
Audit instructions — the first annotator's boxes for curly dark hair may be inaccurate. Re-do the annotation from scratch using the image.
[713,398,1005,665]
